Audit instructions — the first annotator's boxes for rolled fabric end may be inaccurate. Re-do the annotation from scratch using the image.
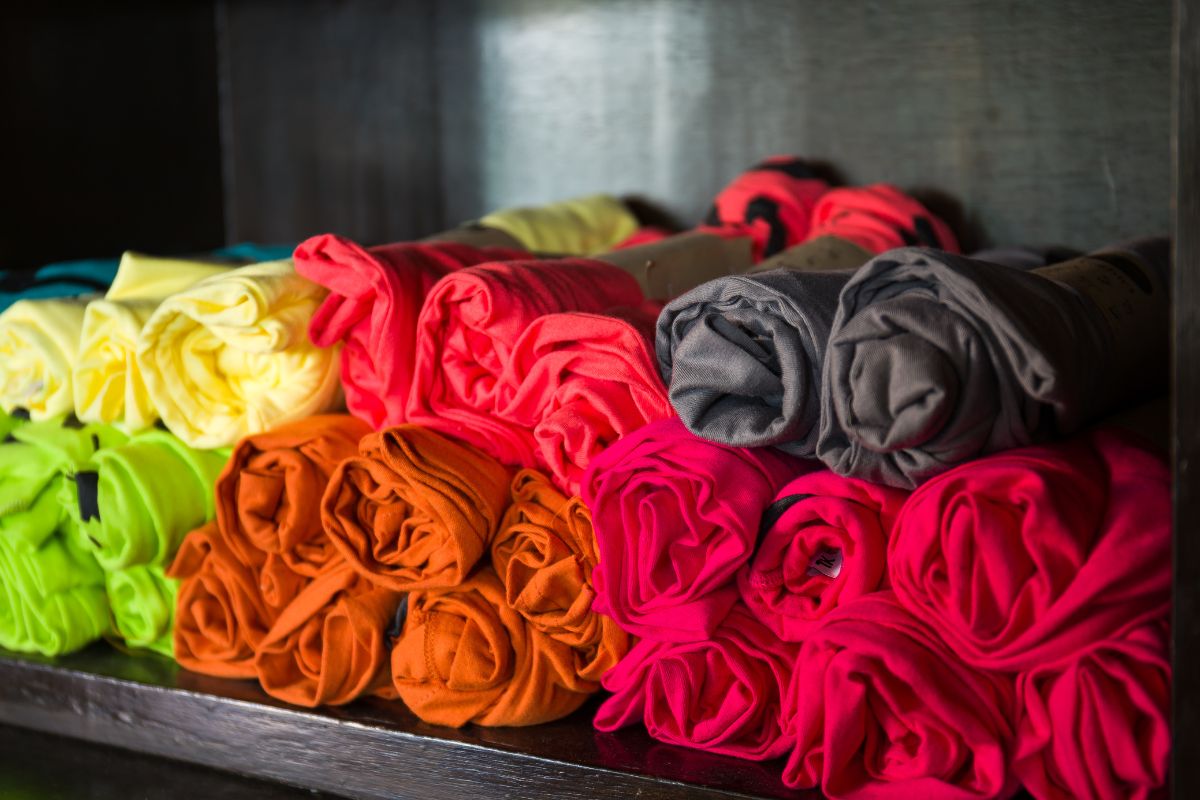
[656,267,849,452]
[106,564,177,657]
[1013,619,1170,800]
[0,297,90,420]
[322,425,512,592]
[492,469,629,682]
[217,414,370,579]
[887,428,1171,671]
[582,417,810,642]
[136,260,342,449]
[293,235,527,429]
[806,184,960,255]
[390,567,592,727]
[783,592,1018,798]
[70,429,229,572]
[255,563,401,708]
[478,194,639,256]
[737,470,908,641]
[595,604,798,761]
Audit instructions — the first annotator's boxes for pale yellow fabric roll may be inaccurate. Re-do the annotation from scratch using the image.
[0,297,91,420]
[136,259,341,449]
[74,252,232,430]
[478,194,638,255]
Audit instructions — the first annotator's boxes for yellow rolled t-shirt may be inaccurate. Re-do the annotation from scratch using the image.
[0,297,92,420]
[74,252,232,430]
[478,194,638,255]
[135,259,341,449]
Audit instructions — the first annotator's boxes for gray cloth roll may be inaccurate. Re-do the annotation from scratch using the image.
[817,238,1170,488]
[655,268,851,453]
[968,245,1081,269]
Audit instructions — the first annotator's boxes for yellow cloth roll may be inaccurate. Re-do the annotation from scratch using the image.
[75,252,233,430]
[478,194,638,255]
[0,297,91,420]
[136,259,341,449]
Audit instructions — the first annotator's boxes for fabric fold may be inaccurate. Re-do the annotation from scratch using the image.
[1013,620,1170,800]
[478,194,639,255]
[390,567,592,727]
[737,471,908,641]
[217,415,370,579]
[405,258,646,466]
[292,236,527,429]
[818,238,1170,487]
[783,592,1018,798]
[582,418,807,642]
[0,297,91,420]
[595,604,798,761]
[492,469,629,682]
[255,563,402,707]
[69,429,229,571]
[0,256,119,312]
[74,252,233,430]
[887,428,1170,671]
[137,259,342,449]
[323,425,511,591]
[105,564,177,656]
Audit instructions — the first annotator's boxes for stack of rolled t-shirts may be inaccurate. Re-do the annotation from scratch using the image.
[64,429,229,656]
[655,184,959,456]
[817,236,1170,488]
[168,414,409,708]
[0,418,128,655]
[322,425,610,725]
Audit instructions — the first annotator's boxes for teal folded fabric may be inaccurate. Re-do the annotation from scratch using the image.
[212,242,296,263]
[0,418,127,655]
[0,258,120,313]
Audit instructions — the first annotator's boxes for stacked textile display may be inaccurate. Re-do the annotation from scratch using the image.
[0,163,1173,800]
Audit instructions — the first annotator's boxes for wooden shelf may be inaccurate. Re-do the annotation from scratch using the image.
[0,646,814,800]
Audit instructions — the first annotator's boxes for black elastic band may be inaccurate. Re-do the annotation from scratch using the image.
[755,493,815,549]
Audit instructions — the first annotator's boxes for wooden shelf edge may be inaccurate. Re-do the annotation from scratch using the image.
[0,646,813,800]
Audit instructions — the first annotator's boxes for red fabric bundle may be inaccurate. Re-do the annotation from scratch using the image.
[1013,620,1170,800]
[594,604,798,761]
[888,428,1170,672]
[582,418,806,642]
[784,592,1018,799]
[737,471,908,641]
[698,156,831,260]
[405,258,647,469]
[293,235,527,429]
[496,306,673,495]
[806,184,960,254]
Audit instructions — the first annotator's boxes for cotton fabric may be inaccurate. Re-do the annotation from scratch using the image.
[0,297,91,420]
[106,564,177,656]
[477,194,638,255]
[0,257,119,312]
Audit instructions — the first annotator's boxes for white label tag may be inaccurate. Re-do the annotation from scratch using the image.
[806,548,843,579]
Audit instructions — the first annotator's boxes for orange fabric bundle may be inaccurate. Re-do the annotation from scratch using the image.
[492,469,628,681]
[168,522,285,678]
[254,563,402,707]
[323,425,511,591]
[390,567,592,727]
[217,415,371,578]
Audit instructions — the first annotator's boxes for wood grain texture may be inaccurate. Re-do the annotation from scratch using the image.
[436,0,1170,251]
[1173,0,1199,797]
[0,5,224,270]
[217,0,443,245]
[0,723,333,800]
[0,647,817,800]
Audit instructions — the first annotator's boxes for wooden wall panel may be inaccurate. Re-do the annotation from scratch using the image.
[0,6,224,269]
[217,0,443,245]
[436,0,1171,251]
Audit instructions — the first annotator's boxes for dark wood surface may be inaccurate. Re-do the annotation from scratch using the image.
[0,5,225,269]
[1173,1,1199,798]
[0,723,334,800]
[0,647,817,800]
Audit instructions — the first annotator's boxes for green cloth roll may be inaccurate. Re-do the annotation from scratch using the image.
[68,429,230,571]
[105,564,177,656]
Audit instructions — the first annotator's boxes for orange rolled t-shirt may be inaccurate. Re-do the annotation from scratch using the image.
[217,414,371,578]
[492,469,628,682]
[322,425,511,591]
[255,561,402,707]
[390,567,592,727]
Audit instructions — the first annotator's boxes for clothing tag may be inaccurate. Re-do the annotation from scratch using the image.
[806,548,843,579]
[747,235,873,275]
[386,594,411,642]
[598,231,755,299]
[76,471,101,523]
